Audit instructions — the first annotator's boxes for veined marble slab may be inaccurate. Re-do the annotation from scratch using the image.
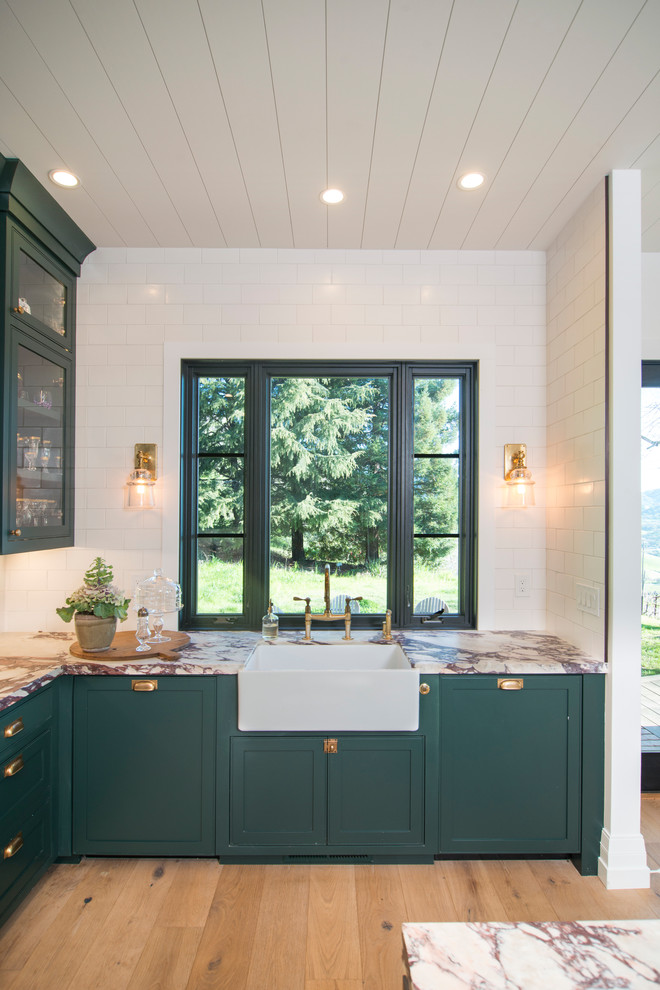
[0,627,604,712]
[403,920,660,989]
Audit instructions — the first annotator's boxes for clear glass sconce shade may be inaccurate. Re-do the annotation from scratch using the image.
[504,468,536,508]
[126,468,155,508]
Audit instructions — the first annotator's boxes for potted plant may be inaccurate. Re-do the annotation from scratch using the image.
[56,557,130,652]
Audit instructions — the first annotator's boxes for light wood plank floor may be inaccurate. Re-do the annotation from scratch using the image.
[1,799,659,990]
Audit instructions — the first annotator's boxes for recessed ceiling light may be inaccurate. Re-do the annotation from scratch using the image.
[457,172,485,191]
[320,188,344,205]
[48,169,80,188]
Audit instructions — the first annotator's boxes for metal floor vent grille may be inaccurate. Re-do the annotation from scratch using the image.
[285,854,373,863]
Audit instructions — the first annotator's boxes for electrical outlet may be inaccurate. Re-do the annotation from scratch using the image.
[576,583,600,616]
[515,573,531,597]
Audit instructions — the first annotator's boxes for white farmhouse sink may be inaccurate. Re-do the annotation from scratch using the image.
[237,642,419,731]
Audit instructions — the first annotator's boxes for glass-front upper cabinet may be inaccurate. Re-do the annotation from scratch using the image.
[0,154,95,554]
[10,227,73,348]
[6,334,74,552]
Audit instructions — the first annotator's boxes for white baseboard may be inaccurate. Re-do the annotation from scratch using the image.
[597,827,651,889]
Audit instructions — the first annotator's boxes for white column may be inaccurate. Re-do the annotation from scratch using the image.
[599,169,650,889]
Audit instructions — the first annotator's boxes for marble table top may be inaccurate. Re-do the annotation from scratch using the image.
[0,627,605,712]
[403,920,660,989]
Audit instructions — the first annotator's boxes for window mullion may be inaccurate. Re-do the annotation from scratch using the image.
[244,363,268,628]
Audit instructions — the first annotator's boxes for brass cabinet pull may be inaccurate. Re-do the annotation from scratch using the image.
[419,683,430,695]
[9,529,22,537]
[3,754,24,778]
[12,306,24,315]
[498,678,523,691]
[323,738,338,754]
[132,679,158,692]
[3,717,24,738]
[4,833,23,859]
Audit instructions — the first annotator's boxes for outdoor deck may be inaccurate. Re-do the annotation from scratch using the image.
[642,673,660,752]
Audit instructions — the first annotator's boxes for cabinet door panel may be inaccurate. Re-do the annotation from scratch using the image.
[4,329,74,553]
[0,801,52,918]
[230,737,325,846]
[440,675,581,854]
[73,677,216,855]
[327,736,425,846]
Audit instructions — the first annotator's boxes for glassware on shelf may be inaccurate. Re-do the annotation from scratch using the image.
[133,569,183,644]
[39,441,51,469]
[24,437,40,471]
[135,607,151,652]
[34,389,52,409]
[17,370,29,400]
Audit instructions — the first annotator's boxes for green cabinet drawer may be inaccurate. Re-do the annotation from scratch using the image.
[73,676,216,856]
[0,686,54,760]
[439,675,582,854]
[0,801,53,927]
[0,730,51,822]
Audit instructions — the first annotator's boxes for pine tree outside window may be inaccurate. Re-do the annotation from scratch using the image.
[180,361,476,630]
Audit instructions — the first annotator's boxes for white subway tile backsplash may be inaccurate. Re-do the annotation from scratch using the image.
[240,284,280,304]
[5,247,563,633]
[345,284,384,305]
[260,264,299,284]
[365,265,403,284]
[332,304,365,325]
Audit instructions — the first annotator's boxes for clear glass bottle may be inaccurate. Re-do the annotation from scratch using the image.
[135,607,151,652]
[261,600,279,640]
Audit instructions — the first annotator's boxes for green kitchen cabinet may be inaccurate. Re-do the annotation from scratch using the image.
[72,676,216,856]
[0,155,94,554]
[218,676,438,861]
[439,674,582,855]
[0,683,57,929]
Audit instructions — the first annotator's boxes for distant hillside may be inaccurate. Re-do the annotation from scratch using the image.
[642,489,660,552]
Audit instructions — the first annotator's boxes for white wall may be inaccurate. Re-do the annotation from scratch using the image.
[642,253,660,354]
[0,247,547,632]
[545,183,607,658]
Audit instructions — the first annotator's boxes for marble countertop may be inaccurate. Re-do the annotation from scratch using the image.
[0,628,605,712]
[403,920,660,989]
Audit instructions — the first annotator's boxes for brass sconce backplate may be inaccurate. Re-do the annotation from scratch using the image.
[504,443,527,477]
[134,443,158,480]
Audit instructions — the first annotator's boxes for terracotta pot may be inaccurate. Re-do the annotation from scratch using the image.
[74,613,117,652]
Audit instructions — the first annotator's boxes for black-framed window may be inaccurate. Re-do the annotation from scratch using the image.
[180,361,477,630]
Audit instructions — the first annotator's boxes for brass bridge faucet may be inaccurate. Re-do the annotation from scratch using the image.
[293,564,362,641]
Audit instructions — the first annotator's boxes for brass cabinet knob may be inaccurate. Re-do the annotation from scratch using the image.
[9,529,22,537]
[4,833,23,860]
[3,717,24,738]
[4,754,24,778]
[419,683,430,695]
[132,679,158,692]
[498,678,523,691]
[12,306,24,315]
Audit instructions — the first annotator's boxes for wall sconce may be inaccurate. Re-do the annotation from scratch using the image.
[503,443,535,508]
[126,443,157,509]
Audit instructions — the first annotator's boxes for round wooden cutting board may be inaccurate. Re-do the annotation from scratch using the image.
[69,629,191,661]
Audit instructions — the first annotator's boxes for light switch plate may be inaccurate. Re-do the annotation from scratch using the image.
[576,583,600,616]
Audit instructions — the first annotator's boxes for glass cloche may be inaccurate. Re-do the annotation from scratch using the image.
[133,568,183,643]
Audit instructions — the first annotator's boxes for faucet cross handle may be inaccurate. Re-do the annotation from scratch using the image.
[343,595,363,614]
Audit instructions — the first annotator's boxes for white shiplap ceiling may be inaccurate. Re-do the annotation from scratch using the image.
[1,0,659,252]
